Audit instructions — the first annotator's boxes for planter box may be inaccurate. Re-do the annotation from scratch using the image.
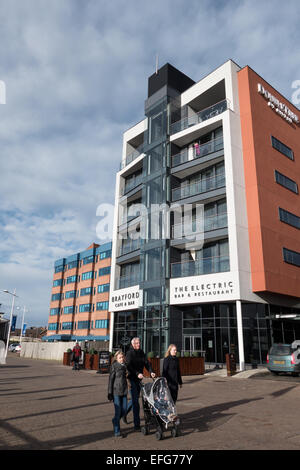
[143,358,160,377]
[178,356,205,375]
[63,352,71,366]
[84,353,100,370]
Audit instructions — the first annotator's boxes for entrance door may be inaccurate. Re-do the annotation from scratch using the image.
[184,335,202,355]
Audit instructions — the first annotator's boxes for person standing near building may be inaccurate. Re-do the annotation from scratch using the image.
[107,350,128,438]
[72,342,82,370]
[125,337,156,431]
[162,344,182,404]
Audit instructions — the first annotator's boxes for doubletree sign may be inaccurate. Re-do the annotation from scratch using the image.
[258,83,299,124]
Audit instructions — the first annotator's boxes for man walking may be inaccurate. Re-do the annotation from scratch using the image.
[125,337,155,431]
[72,342,82,370]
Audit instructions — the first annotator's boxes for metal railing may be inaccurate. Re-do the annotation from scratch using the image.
[172,172,225,201]
[116,273,140,289]
[172,212,228,239]
[120,144,144,170]
[119,238,141,256]
[121,174,143,195]
[171,255,230,278]
[170,99,228,135]
[171,136,224,167]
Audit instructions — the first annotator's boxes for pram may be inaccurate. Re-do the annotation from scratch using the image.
[141,377,180,440]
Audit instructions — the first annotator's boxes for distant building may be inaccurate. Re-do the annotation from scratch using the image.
[45,242,112,342]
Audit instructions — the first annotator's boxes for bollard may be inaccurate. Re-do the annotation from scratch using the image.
[226,352,237,376]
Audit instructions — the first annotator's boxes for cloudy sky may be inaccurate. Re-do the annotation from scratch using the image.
[0,0,299,327]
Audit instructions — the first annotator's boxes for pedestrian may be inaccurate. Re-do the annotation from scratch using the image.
[125,337,156,431]
[162,344,182,404]
[72,342,82,370]
[107,350,128,438]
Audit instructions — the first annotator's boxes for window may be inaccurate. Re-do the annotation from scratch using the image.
[48,323,58,330]
[50,308,60,316]
[99,250,112,260]
[51,293,61,301]
[80,287,92,296]
[96,301,109,311]
[77,321,90,329]
[83,255,94,265]
[62,322,73,330]
[271,136,294,160]
[275,170,298,194]
[99,266,111,276]
[95,319,109,329]
[98,283,110,293]
[79,304,92,313]
[279,208,300,229]
[82,271,94,281]
[55,265,64,273]
[64,306,74,314]
[65,290,76,299]
[53,279,62,287]
[283,248,300,267]
[66,275,78,284]
[67,260,78,270]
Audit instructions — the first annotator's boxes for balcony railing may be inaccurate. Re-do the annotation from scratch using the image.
[121,174,143,195]
[120,144,144,170]
[170,99,228,136]
[119,238,141,256]
[116,273,140,290]
[172,212,228,239]
[172,173,225,202]
[171,255,230,278]
[171,136,224,167]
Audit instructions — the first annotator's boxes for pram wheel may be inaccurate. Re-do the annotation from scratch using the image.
[141,426,149,436]
[155,430,163,441]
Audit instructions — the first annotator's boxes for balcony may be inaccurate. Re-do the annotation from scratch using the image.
[172,212,228,239]
[170,99,228,136]
[116,273,140,290]
[119,238,141,257]
[171,136,223,168]
[172,172,225,202]
[121,174,143,196]
[171,255,230,278]
[120,144,144,170]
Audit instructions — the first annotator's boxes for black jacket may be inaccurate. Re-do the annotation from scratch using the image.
[108,361,128,396]
[162,355,182,389]
[125,347,153,382]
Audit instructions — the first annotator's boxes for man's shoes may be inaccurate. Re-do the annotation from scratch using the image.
[134,425,141,431]
[114,433,124,438]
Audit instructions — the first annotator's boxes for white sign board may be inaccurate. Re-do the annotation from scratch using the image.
[109,285,141,312]
[170,272,238,305]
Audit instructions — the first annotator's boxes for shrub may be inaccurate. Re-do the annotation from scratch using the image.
[147,351,154,359]
[184,351,190,358]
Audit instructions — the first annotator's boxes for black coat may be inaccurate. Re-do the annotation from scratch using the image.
[162,355,182,390]
[108,361,128,396]
[125,347,153,382]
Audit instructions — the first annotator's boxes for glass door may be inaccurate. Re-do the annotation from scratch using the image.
[184,335,202,355]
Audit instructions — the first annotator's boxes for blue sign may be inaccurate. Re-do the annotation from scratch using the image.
[22,323,27,336]
[11,315,17,332]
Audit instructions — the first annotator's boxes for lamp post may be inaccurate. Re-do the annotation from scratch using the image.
[2,289,18,364]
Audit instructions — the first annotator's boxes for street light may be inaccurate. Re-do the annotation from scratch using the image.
[1,289,18,364]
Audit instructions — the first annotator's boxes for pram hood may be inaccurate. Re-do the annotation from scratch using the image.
[142,377,177,426]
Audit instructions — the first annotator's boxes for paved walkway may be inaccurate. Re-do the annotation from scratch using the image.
[1,354,300,450]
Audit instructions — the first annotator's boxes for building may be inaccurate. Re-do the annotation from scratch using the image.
[109,60,300,368]
[46,242,112,342]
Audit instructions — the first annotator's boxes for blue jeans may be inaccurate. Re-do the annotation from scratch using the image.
[112,395,127,435]
[127,380,141,427]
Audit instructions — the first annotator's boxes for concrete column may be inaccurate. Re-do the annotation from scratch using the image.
[236,300,245,371]
[109,311,115,352]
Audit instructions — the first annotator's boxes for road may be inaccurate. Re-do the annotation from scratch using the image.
[1,354,300,452]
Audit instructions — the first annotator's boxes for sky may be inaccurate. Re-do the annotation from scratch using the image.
[0,0,299,327]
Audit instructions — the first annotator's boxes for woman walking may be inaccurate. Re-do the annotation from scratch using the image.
[162,344,183,404]
[107,350,128,438]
